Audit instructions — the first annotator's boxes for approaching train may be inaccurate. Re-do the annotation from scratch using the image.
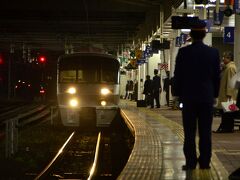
[57,52,120,127]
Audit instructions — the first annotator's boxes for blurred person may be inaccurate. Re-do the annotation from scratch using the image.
[163,71,170,106]
[143,75,153,107]
[124,81,130,99]
[214,51,237,133]
[133,79,138,101]
[173,20,220,170]
[152,69,161,108]
[128,80,134,100]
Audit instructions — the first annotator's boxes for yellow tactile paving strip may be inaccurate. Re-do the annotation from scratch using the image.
[118,100,229,180]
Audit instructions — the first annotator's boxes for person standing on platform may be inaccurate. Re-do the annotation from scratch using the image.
[124,81,130,99]
[152,69,161,108]
[128,80,134,100]
[143,75,153,107]
[214,51,237,133]
[173,20,220,170]
[133,79,138,101]
[163,71,170,106]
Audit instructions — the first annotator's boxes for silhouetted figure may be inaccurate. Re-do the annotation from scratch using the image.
[124,81,130,99]
[152,69,161,108]
[128,80,134,100]
[163,71,170,106]
[173,20,220,170]
[133,80,138,101]
[143,75,153,107]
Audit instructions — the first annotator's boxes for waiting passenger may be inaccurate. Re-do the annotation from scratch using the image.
[128,80,134,100]
[143,75,153,108]
[152,69,161,108]
[124,81,130,99]
[133,79,138,101]
[214,51,237,133]
[163,71,170,107]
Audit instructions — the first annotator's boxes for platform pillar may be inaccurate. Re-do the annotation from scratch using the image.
[234,14,240,70]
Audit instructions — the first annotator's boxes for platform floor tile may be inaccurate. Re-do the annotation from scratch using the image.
[118,100,229,180]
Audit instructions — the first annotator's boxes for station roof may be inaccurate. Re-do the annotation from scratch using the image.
[0,0,183,53]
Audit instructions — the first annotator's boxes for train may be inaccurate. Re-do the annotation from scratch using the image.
[57,52,120,127]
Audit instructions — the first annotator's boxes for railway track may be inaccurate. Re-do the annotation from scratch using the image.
[34,131,101,179]
[0,103,51,125]
[0,104,133,179]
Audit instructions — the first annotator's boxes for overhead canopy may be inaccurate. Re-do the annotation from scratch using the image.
[0,0,183,53]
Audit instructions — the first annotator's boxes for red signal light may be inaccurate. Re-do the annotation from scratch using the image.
[40,89,45,94]
[0,55,3,65]
[40,86,45,94]
[39,56,46,63]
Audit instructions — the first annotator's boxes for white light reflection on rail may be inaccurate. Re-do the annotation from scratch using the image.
[34,131,75,180]
[88,132,101,180]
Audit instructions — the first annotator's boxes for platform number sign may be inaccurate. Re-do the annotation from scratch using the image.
[224,27,234,44]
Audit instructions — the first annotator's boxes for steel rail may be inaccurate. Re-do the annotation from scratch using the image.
[34,131,75,180]
[88,131,101,180]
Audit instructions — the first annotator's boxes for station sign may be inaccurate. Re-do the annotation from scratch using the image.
[235,0,240,14]
[175,37,181,47]
[204,19,212,32]
[213,10,224,25]
[180,33,188,44]
[158,63,168,70]
[137,59,146,65]
[208,0,225,4]
[135,50,143,60]
[224,27,235,44]
[144,45,151,58]
[174,8,199,14]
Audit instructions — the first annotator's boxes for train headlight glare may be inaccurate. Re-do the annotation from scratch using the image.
[101,88,110,95]
[67,87,76,94]
[69,99,78,107]
[101,101,107,106]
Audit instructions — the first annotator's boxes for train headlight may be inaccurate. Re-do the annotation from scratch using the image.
[101,100,107,106]
[101,88,110,95]
[67,87,76,94]
[69,98,78,107]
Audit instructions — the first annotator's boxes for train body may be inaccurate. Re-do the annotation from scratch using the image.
[57,52,120,127]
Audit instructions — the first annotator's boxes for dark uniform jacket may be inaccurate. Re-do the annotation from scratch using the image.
[173,41,220,103]
[152,75,161,92]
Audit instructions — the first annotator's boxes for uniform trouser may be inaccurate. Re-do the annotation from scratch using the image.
[182,101,213,167]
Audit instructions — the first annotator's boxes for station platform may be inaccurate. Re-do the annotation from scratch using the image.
[118,99,240,180]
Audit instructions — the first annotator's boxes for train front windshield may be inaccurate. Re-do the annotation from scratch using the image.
[59,56,119,84]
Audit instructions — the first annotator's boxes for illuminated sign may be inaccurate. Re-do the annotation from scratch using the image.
[224,27,234,44]
[209,0,225,3]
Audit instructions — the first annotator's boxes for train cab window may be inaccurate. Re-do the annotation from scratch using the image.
[60,70,76,82]
[101,61,119,83]
[77,69,98,83]
[101,70,116,83]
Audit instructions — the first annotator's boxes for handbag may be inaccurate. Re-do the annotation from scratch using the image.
[221,100,239,113]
